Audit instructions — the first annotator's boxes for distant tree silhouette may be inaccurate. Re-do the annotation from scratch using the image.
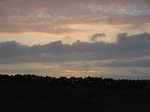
[0,74,149,112]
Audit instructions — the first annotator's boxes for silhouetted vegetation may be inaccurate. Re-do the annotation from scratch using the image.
[0,74,150,112]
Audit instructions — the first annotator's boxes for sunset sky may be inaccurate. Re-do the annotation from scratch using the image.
[0,0,150,78]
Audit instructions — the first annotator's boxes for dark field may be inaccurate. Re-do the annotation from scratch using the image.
[0,74,150,112]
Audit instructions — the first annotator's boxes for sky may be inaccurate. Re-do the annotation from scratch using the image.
[0,0,150,78]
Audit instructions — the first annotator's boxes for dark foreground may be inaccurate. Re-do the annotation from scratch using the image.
[0,75,150,112]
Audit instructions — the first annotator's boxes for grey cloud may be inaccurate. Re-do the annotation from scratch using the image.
[0,33,150,67]
[109,59,150,67]
[89,33,106,42]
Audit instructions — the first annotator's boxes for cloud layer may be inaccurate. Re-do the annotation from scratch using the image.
[0,33,150,67]
[0,0,150,34]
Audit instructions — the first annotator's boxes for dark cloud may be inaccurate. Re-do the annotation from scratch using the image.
[0,33,150,67]
[89,33,106,42]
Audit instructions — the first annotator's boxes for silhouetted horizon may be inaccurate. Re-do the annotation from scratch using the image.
[0,74,150,111]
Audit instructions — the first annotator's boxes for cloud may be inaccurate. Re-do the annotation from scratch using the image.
[0,33,150,67]
[0,0,150,34]
[89,33,106,42]
[105,58,150,67]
